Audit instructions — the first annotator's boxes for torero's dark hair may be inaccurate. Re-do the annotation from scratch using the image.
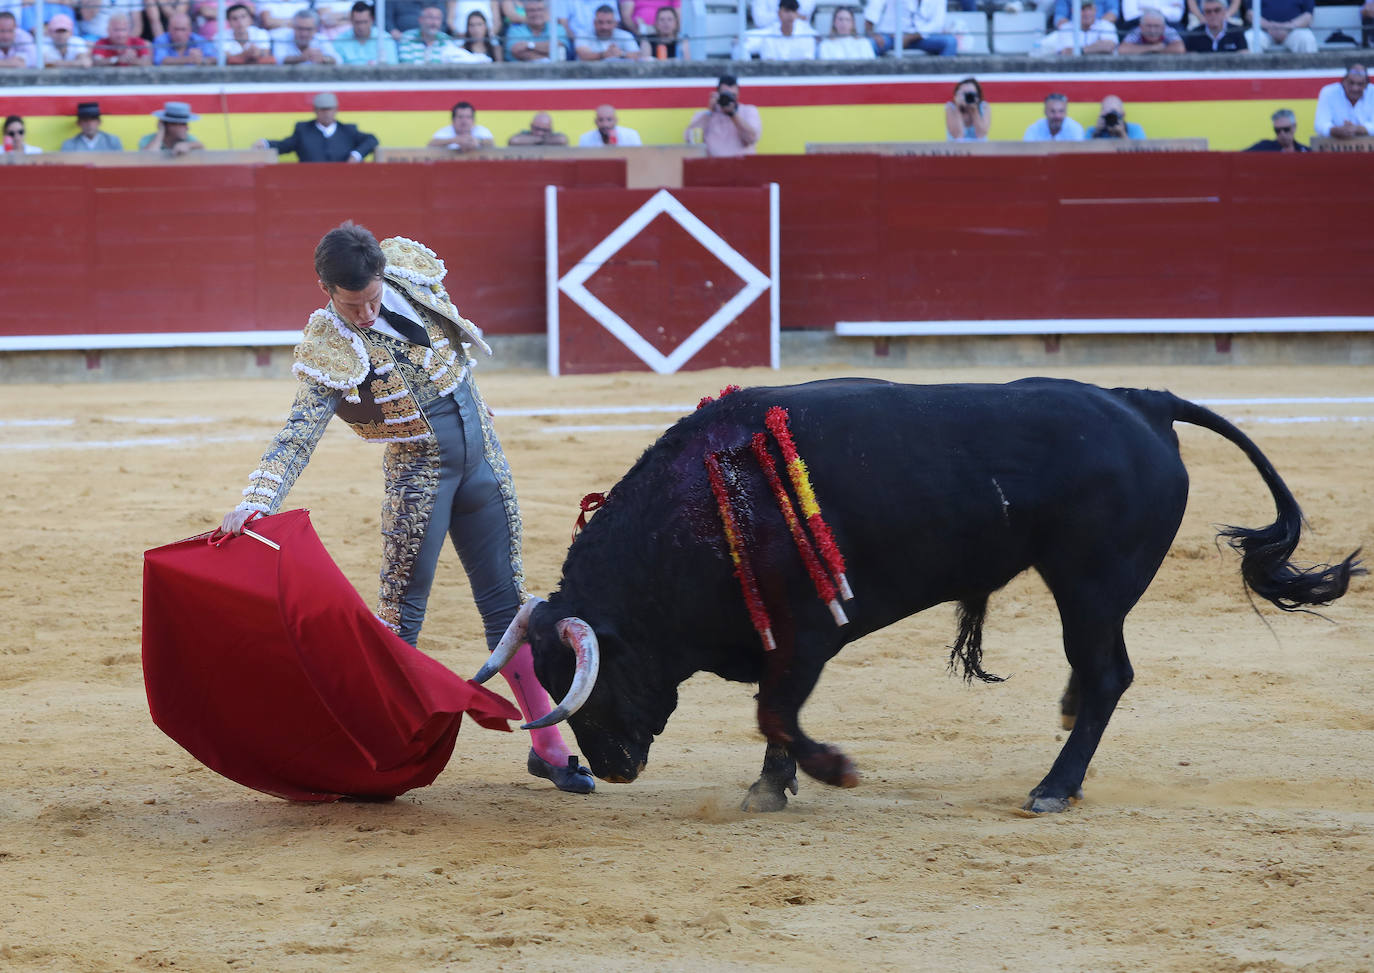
[314,221,385,292]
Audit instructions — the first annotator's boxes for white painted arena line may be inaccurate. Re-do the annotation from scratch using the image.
[496,404,695,417]
[0,433,265,452]
[539,423,670,434]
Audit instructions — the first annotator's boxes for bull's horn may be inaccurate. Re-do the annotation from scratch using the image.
[471,597,543,684]
[522,616,600,730]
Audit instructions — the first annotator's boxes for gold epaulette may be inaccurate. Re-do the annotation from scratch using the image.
[292,309,370,395]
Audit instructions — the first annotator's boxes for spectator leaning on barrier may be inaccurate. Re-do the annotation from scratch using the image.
[3,115,41,154]
[507,111,569,145]
[743,0,818,60]
[1119,8,1186,53]
[1054,0,1117,27]
[256,92,378,161]
[684,74,762,157]
[1024,93,1085,141]
[93,12,152,65]
[277,9,339,62]
[864,0,956,57]
[577,104,642,145]
[643,6,689,58]
[223,3,278,62]
[1088,94,1147,139]
[61,101,124,151]
[42,13,93,66]
[1244,108,1310,152]
[154,11,215,65]
[1313,64,1373,140]
[397,4,456,60]
[1251,0,1317,53]
[1036,0,1118,55]
[428,100,495,150]
[505,0,568,60]
[817,6,875,59]
[1184,0,1246,51]
[576,4,642,59]
[0,12,37,67]
[946,77,991,142]
[139,101,204,155]
[334,1,399,63]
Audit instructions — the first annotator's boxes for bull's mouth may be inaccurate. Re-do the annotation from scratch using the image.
[598,760,647,784]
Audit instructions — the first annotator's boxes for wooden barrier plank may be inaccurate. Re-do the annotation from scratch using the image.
[807,139,1210,155]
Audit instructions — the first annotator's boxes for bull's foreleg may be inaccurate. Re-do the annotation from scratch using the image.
[741,742,798,812]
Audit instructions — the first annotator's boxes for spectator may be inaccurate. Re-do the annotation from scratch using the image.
[1184,0,1239,30]
[139,101,204,155]
[1313,63,1373,140]
[93,12,152,64]
[0,11,36,67]
[384,0,427,36]
[397,3,455,59]
[642,5,688,58]
[622,0,677,34]
[457,8,502,59]
[1054,0,1117,27]
[946,77,991,142]
[61,101,124,151]
[498,0,527,29]
[577,104,642,145]
[153,11,215,64]
[864,0,956,57]
[1251,0,1316,52]
[684,74,761,157]
[427,100,495,149]
[817,6,875,59]
[3,115,41,154]
[1088,94,1147,138]
[576,3,641,57]
[750,0,815,30]
[505,0,567,60]
[6,0,78,35]
[507,110,569,145]
[256,0,301,33]
[276,9,339,61]
[1119,8,1186,52]
[334,1,398,62]
[223,2,278,61]
[43,13,93,66]
[145,0,186,40]
[560,0,607,43]
[255,92,378,161]
[1036,0,1118,54]
[1184,0,1245,50]
[1119,0,1182,28]
[1243,108,1310,151]
[744,0,817,59]
[74,0,106,40]
[1024,92,1084,141]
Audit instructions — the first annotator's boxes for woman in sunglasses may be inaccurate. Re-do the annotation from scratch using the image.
[3,115,42,154]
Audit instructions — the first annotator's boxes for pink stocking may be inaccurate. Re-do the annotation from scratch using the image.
[499,642,573,765]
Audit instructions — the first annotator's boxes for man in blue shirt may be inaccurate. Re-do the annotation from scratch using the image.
[152,12,215,65]
[1054,0,1118,26]
[1088,95,1148,139]
[1252,0,1316,52]
[505,0,569,60]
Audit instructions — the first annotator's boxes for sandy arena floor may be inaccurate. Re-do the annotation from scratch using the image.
[1,363,1371,972]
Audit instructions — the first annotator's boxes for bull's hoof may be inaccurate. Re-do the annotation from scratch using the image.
[740,776,797,813]
[1019,789,1083,815]
[1060,713,1076,731]
[798,747,859,788]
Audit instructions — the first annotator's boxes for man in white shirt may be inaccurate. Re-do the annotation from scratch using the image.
[223,2,277,61]
[577,104,643,146]
[276,10,339,62]
[744,0,817,59]
[1313,64,1373,140]
[42,13,92,65]
[0,11,37,67]
[750,0,815,29]
[1035,0,1118,54]
[575,4,641,59]
[863,0,955,55]
[427,101,496,150]
[1023,93,1085,141]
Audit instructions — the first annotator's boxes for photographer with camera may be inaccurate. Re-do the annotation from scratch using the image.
[684,75,762,158]
[945,77,991,142]
[1088,95,1148,140]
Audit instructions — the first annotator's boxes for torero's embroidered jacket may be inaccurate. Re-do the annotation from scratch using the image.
[237,236,498,516]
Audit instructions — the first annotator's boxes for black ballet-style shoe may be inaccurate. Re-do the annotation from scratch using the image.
[527,749,596,794]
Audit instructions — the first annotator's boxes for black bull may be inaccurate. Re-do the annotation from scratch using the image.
[506,378,1361,812]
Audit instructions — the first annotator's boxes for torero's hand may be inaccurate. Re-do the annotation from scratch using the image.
[220,508,260,535]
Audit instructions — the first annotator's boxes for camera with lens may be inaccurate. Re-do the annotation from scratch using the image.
[1103,110,1121,127]
[963,91,978,105]
[716,90,736,109]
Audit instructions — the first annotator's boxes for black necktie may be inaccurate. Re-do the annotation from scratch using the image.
[378,306,430,347]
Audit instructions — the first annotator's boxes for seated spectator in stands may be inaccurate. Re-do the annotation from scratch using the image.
[1250,0,1316,52]
[642,5,688,57]
[457,8,502,59]
[498,0,527,30]
[1313,63,1372,139]
[560,0,606,44]
[505,0,567,60]
[1088,94,1147,138]
[139,101,204,155]
[0,12,37,67]
[7,0,76,35]
[578,104,642,145]
[254,92,378,160]
[1243,108,1309,151]
[743,0,817,59]
[334,1,398,62]
[864,0,956,56]
[1184,0,1239,30]
[684,74,761,156]
[223,3,278,61]
[1035,0,1118,54]
[61,101,124,151]
[1054,0,1117,26]
[1184,0,1245,49]
[576,3,642,58]
[43,13,93,66]
[622,0,678,35]
[257,0,302,34]
[817,7,875,59]
[397,3,456,59]
[73,0,104,40]
[946,77,991,142]
[3,115,41,154]
[750,0,816,30]
[384,0,427,37]
[427,100,495,149]
[1119,8,1185,52]
[154,12,215,64]
[276,9,339,62]
[508,110,569,144]
[1024,92,1084,141]
[93,13,152,64]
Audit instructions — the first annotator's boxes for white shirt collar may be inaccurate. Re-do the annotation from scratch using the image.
[315,121,338,137]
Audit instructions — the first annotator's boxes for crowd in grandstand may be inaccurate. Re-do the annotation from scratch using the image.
[0,0,1371,66]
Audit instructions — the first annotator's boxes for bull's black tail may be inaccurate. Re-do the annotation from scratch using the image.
[1166,394,1363,610]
